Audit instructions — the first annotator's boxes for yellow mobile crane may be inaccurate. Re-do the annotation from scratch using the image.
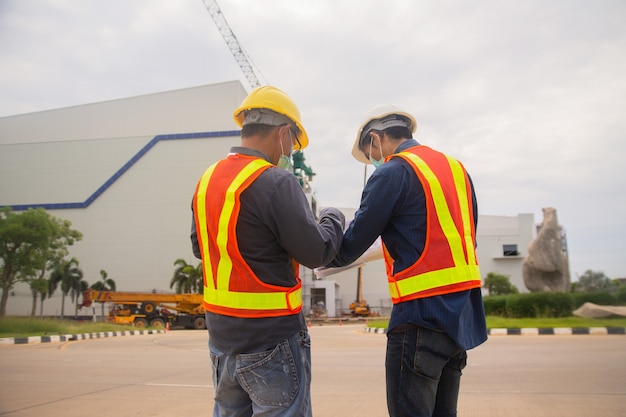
[349,267,371,316]
[80,289,206,329]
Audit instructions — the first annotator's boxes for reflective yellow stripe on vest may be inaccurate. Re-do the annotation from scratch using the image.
[196,163,217,286]
[389,265,481,299]
[389,152,480,299]
[204,287,302,312]
[197,158,302,312]
[214,159,269,291]
[446,155,478,266]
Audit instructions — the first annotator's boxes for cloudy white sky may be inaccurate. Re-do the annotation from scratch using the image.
[1,0,625,281]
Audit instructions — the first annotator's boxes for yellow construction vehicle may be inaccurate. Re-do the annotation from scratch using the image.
[349,267,371,316]
[80,289,206,329]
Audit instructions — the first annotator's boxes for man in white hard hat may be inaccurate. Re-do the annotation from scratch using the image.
[191,86,345,417]
[327,104,487,417]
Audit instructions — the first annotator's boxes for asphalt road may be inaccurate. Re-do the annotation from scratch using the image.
[1,324,625,417]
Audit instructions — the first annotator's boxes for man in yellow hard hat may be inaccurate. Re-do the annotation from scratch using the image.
[190,85,345,417]
[327,104,487,417]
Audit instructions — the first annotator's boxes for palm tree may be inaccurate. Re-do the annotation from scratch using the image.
[71,279,89,318]
[47,275,59,314]
[49,257,83,318]
[29,277,49,316]
[91,269,116,291]
[170,259,203,294]
[90,270,116,319]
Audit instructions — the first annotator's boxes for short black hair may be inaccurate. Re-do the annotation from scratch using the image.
[384,126,412,140]
[359,126,412,150]
[241,124,278,138]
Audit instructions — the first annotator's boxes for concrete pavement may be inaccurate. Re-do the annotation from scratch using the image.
[1,324,625,416]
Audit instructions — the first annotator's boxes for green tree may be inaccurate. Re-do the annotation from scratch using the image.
[90,270,116,319]
[0,207,82,316]
[170,259,203,294]
[573,270,615,293]
[483,272,519,295]
[47,272,61,313]
[71,279,89,318]
[90,269,116,292]
[49,257,84,318]
[29,277,49,316]
[19,257,50,317]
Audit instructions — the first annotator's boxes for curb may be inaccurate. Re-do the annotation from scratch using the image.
[0,329,165,345]
[488,327,626,335]
[364,327,626,336]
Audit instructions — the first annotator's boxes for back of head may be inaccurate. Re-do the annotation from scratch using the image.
[233,86,309,151]
[352,104,417,164]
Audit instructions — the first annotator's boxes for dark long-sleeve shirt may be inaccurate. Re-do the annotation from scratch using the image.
[191,147,345,354]
[328,139,487,350]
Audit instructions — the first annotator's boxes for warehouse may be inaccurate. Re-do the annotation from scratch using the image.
[0,81,544,317]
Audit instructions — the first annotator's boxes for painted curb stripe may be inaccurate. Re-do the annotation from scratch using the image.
[0,329,165,345]
[363,327,626,336]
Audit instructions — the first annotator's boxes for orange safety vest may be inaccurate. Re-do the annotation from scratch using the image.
[193,153,303,318]
[383,145,482,304]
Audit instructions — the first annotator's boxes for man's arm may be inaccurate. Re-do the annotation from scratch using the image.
[190,213,201,260]
[327,164,403,267]
[269,174,345,269]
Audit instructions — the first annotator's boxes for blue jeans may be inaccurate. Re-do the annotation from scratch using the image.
[386,325,467,417]
[209,330,312,417]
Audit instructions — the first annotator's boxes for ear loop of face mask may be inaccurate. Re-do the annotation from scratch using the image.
[277,128,294,171]
[368,134,385,168]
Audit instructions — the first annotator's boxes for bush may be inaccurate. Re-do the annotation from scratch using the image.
[505,292,573,318]
[617,286,626,305]
[482,291,625,318]
[570,292,618,309]
[483,295,508,316]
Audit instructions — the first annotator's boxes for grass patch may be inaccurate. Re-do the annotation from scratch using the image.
[0,316,141,338]
[367,319,391,329]
[485,316,626,329]
[366,316,626,330]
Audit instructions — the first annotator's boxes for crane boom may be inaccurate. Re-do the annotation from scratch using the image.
[199,0,316,191]
[200,0,261,89]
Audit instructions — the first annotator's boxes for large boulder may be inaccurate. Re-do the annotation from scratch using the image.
[573,302,626,319]
[522,207,570,292]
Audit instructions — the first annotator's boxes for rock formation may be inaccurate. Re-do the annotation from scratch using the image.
[522,207,570,292]
[573,302,626,318]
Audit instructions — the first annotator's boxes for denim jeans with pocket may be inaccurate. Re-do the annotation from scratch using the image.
[386,325,467,417]
[210,330,312,417]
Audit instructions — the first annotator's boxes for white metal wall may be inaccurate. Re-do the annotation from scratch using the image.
[0,81,247,316]
[0,81,538,316]
[475,213,536,293]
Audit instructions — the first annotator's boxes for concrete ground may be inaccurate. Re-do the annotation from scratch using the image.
[1,323,625,416]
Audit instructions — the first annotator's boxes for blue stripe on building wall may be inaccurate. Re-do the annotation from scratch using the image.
[7,130,240,211]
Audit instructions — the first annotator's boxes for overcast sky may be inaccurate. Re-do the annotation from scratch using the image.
[1,0,625,281]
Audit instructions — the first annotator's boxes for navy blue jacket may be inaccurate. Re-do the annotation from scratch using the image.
[192,147,345,354]
[328,139,487,350]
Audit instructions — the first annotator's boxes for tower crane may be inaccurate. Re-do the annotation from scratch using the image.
[200,0,316,186]
[200,0,261,89]
[199,1,321,318]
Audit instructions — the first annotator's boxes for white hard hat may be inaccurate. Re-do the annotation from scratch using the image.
[351,104,417,164]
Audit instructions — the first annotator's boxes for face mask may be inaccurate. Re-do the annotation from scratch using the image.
[277,131,293,171]
[368,136,385,168]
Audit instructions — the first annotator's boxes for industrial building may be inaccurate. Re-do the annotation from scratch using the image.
[1,81,543,317]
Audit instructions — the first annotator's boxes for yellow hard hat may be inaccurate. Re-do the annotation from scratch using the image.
[351,104,417,164]
[233,86,309,151]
